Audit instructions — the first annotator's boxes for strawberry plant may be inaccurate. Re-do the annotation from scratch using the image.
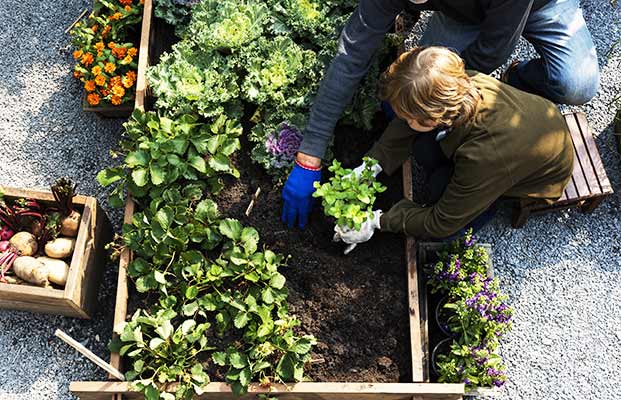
[313,157,386,230]
[110,187,316,398]
[97,109,242,207]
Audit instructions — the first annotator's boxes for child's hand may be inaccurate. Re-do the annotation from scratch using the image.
[332,210,383,255]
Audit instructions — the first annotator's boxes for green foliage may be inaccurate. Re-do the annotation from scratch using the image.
[153,0,198,35]
[146,0,399,177]
[111,189,316,398]
[147,41,242,118]
[97,109,242,207]
[312,157,386,230]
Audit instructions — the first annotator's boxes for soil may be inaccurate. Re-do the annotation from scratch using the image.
[216,116,412,383]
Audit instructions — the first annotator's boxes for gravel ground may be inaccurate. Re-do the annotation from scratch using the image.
[0,1,619,399]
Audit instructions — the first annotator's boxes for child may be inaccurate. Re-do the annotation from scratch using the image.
[334,46,574,249]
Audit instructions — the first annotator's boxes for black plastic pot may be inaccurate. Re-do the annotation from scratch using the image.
[431,337,453,377]
[435,296,453,337]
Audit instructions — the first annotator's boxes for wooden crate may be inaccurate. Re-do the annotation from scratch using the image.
[81,0,152,119]
[0,186,112,318]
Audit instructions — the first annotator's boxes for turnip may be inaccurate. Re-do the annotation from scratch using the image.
[51,178,81,237]
[12,256,49,287]
[44,237,75,259]
[39,257,69,286]
[9,232,38,256]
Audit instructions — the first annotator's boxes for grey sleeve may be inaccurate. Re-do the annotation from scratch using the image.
[297,0,406,159]
[461,0,534,73]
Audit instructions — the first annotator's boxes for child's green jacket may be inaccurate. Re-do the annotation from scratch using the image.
[369,72,574,238]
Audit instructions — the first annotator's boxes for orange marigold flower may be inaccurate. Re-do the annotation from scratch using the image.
[97,50,103,57]
[72,49,83,60]
[127,47,138,57]
[110,76,122,88]
[95,42,105,52]
[104,62,116,74]
[73,70,81,79]
[124,5,132,11]
[140,0,144,4]
[111,95,123,105]
[108,41,117,49]
[102,25,111,36]
[86,93,100,106]
[109,12,123,21]
[126,70,137,81]
[111,85,126,98]
[84,80,96,92]
[119,0,132,5]
[122,55,133,64]
[95,75,106,86]
[80,52,94,66]
[122,76,134,88]
[101,89,110,97]
[91,24,99,33]
[112,47,127,59]
[91,65,102,75]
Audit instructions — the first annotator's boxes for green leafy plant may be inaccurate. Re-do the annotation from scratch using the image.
[97,109,242,207]
[312,157,386,230]
[153,0,199,35]
[110,188,316,398]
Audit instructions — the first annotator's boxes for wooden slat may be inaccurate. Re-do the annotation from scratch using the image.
[575,112,613,194]
[402,158,426,382]
[133,0,153,112]
[563,177,578,200]
[0,186,89,206]
[564,113,597,196]
[108,197,135,375]
[70,382,464,400]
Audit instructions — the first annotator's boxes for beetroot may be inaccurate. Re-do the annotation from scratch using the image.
[0,226,14,241]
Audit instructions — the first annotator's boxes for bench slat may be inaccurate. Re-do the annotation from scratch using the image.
[564,113,598,197]
[564,176,578,200]
[575,112,613,194]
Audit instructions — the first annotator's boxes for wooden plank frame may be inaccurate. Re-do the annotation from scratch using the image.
[70,6,463,399]
[0,186,111,318]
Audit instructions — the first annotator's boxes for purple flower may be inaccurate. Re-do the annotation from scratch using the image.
[464,378,472,385]
[265,123,303,168]
[493,379,505,387]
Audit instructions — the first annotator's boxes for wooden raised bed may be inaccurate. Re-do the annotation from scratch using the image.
[70,3,463,397]
[0,186,111,318]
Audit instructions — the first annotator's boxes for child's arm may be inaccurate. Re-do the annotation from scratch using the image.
[379,158,510,238]
[367,118,416,175]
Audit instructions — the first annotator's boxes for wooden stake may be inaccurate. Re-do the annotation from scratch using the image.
[55,329,125,381]
[65,9,88,34]
[245,187,261,216]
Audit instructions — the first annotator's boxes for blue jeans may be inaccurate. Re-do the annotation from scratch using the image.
[419,0,599,105]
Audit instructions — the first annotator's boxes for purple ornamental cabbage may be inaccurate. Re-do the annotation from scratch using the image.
[265,123,303,169]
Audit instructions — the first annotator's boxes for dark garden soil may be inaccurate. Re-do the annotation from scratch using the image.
[215,117,412,383]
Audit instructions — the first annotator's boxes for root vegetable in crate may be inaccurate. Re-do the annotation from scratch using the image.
[51,177,82,237]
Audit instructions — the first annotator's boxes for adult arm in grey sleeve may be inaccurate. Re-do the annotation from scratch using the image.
[297,0,406,160]
[461,0,534,74]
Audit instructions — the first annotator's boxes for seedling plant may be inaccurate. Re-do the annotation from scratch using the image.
[313,157,386,231]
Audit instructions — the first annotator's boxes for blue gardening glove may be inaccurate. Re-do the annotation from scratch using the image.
[282,163,322,229]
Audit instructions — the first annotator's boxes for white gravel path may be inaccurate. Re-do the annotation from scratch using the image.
[0,1,619,399]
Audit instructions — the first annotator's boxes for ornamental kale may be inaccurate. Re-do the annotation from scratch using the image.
[427,230,513,389]
[253,122,304,174]
[96,110,242,207]
[147,41,242,119]
[188,0,269,51]
[241,36,322,111]
[313,158,387,230]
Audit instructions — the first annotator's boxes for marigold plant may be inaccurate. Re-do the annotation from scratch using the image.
[69,0,142,107]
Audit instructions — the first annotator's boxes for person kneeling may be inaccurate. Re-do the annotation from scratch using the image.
[335,46,574,250]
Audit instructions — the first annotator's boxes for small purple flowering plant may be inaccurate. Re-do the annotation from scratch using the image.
[251,122,304,177]
[429,229,513,389]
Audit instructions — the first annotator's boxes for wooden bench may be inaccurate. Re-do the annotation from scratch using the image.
[512,111,613,228]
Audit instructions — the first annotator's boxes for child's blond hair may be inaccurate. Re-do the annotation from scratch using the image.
[379,46,482,128]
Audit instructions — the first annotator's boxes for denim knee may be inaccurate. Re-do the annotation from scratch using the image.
[550,58,600,105]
